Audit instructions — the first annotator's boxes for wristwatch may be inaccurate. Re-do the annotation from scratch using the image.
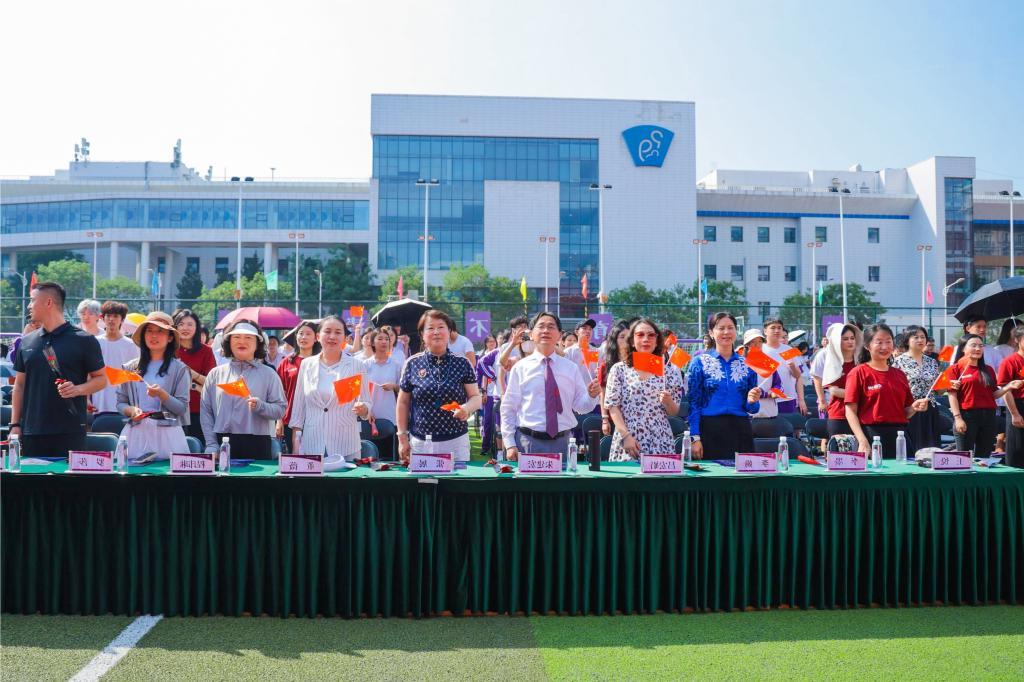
[396,430,410,437]
[691,435,701,442]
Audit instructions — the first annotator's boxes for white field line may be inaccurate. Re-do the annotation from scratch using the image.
[68,614,163,681]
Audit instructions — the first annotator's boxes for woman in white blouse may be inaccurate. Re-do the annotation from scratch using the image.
[289,315,371,458]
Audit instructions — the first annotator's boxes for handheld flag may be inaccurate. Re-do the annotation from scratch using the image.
[349,305,364,319]
[937,345,954,363]
[440,401,461,412]
[780,347,803,361]
[266,270,279,291]
[737,346,747,356]
[665,332,678,348]
[581,273,589,299]
[30,272,38,290]
[926,282,934,305]
[104,366,142,386]
[397,275,404,298]
[217,377,251,398]
[520,276,528,302]
[333,374,362,405]
[669,347,691,369]
[632,351,664,376]
[770,388,790,400]
[931,367,954,393]
[744,346,780,378]
[817,281,824,305]
[583,348,599,365]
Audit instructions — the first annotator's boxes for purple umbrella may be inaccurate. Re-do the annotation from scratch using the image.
[215,306,301,331]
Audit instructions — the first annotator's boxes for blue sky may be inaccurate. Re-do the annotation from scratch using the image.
[1,0,1021,184]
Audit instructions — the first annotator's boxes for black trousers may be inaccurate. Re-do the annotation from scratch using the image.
[1005,399,1024,468]
[21,432,86,459]
[955,408,998,459]
[862,423,912,459]
[185,413,205,444]
[215,432,273,460]
[699,415,754,460]
[827,418,851,437]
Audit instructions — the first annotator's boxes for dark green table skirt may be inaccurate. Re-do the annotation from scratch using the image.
[2,461,1022,617]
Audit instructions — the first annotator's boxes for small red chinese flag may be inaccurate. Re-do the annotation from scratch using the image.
[333,374,362,404]
[937,345,954,363]
[931,367,954,392]
[633,351,664,376]
[744,346,780,378]
[217,377,251,398]
[669,347,691,369]
[770,387,790,400]
[104,366,142,386]
[30,272,37,290]
[349,305,365,318]
[780,347,803,361]
[397,276,404,298]
[737,346,747,356]
[441,401,461,411]
[665,332,678,348]
[583,348,599,365]
[581,273,588,299]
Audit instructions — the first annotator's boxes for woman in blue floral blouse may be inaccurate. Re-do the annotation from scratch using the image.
[686,312,762,460]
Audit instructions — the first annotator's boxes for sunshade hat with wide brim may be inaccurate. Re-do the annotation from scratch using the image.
[132,311,180,346]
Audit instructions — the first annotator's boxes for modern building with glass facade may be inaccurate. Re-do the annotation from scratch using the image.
[1,94,1019,323]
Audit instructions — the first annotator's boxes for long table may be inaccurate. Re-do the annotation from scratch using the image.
[2,460,1022,617]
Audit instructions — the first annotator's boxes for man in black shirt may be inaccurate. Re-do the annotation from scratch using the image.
[11,282,107,458]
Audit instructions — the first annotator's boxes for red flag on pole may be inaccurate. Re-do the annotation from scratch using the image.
[926,282,934,305]
[30,272,37,290]
[581,273,588,299]
[397,275,404,298]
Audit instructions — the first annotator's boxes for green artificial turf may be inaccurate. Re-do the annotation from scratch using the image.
[0,615,135,682]
[530,607,1024,680]
[107,616,546,681]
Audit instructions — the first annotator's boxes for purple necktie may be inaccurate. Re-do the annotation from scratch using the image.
[544,357,563,438]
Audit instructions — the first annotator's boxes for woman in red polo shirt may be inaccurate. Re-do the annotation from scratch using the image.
[996,326,1024,468]
[949,333,1023,459]
[845,323,929,457]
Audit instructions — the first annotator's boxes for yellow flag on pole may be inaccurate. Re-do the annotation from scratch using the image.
[520,276,527,302]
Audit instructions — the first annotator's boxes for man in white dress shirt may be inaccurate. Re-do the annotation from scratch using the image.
[501,312,601,460]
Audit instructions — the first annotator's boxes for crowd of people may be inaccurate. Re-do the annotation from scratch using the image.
[6,279,1024,469]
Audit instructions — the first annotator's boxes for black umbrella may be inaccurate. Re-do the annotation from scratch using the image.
[370,298,433,354]
[954,276,1024,323]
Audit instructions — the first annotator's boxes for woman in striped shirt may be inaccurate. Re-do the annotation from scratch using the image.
[288,316,370,458]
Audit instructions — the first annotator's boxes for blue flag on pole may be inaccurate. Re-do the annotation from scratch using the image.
[817,280,824,305]
[700,278,708,297]
[151,270,160,297]
[266,270,279,291]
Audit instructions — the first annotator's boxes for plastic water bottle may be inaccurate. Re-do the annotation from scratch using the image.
[219,436,231,475]
[777,436,790,473]
[895,431,907,465]
[424,433,433,454]
[681,431,693,464]
[496,446,505,463]
[8,434,21,473]
[871,436,883,470]
[115,435,128,474]
[567,437,578,475]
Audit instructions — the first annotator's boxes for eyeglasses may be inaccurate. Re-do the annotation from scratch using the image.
[633,332,658,339]
[534,324,559,332]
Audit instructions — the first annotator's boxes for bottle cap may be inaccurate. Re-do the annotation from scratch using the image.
[221,436,229,443]
[898,431,904,436]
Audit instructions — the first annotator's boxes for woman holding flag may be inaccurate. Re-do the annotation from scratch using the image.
[199,319,287,458]
[114,311,190,460]
[604,318,682,460]
[289,316,370,459]
[891,325,942,449]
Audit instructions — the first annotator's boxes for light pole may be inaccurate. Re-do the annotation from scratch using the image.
[589,183,612,311]
[313,268,323,319]
[539,236,557,309]
[86,231,104,298]
[806,241,824,345]
[230,176,254,308]
[916,244,933,327]
[829,180,851,322]
[943,277,965,346]
[1000,189,1021,276]
[288,232,305,315]
[416,179,439,302]
[692,238,708,334]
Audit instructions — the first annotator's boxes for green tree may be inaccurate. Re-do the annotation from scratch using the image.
[242,250,263,279]
[297,246,378,315]
[176,270,205,302]
[37,259,93,301]
[192,273,294,328]
[605,280,749,331]
[378,266,440,303]
[778,283,886,329]
[441,264,521,303]
[96,276,147,301]
[1,279,23,333]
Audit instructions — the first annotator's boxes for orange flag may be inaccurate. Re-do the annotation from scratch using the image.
[665,332,678,348]
[770,387,790,400]
[780,347,803,361]
[441,401,461,411]
[931,367,955,392]
[669,347,691,369]
[744,346,780,378]
[937,345,954,363]
[349,306,364,318]
[333,374,362,404]
[583,348,599,365]
[104,366,142,386]
[633,351,664,376]
[737,346,747,356]
[217,377,251,398]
